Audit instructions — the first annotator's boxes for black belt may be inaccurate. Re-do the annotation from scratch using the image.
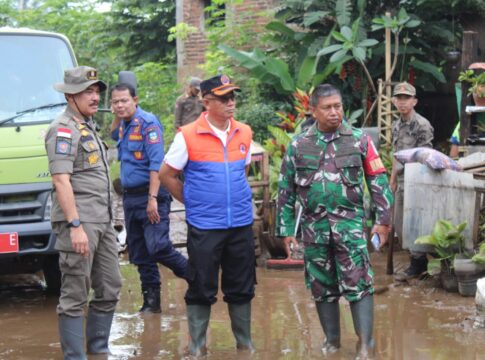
[123,186,149,194]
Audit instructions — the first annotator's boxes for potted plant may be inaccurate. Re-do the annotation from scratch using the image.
[458,69,485,106]
[453,240,485,297]
[414,220,468,293]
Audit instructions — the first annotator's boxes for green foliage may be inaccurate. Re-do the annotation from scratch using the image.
[134,62,180,147]
[0,0,15,26]
[415,220,469,272]
[458,70,485,98]
[103,0,176,67]
[218,45,292,94]
[471,242,485,265]
[13,0,108,70]
[260,90,310,198]
[236,102,280,143]
[168,22,198,42]
[317,17,379,63]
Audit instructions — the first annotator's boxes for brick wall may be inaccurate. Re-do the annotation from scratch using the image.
[176,0,276,83]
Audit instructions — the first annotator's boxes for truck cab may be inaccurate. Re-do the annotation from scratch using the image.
[0,28,77,293]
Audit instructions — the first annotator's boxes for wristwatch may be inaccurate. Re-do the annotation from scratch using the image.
[148,194,157,200]
[67,219,81,228]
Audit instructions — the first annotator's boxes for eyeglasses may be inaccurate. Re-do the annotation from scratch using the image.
[205,93,236,104]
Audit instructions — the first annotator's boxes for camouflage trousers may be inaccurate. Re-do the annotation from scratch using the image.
[304,233,374,303]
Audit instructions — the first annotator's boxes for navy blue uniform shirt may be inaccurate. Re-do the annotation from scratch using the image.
[112,106,165,190]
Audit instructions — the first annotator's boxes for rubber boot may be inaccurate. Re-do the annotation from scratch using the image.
[140,287,161,313]
[187,304,211,356]
[394,255,428,281]
[315,301,341,354]
[350,295,375,360]
[228,302,255,351]
[58,314,87,360]
[86,309,114,354]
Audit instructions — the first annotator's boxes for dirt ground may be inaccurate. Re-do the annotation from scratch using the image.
[0,246,484,360]
[1,203,484,359]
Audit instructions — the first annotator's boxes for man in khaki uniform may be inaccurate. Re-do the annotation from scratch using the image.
[45,66,122,359]
[390,82,434,281]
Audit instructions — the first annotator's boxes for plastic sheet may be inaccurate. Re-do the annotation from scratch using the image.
[395,147,463,171]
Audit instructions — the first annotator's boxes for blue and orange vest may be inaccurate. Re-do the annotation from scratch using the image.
[180,113,253,229]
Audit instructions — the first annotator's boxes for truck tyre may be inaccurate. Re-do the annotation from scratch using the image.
[42,254,61,296]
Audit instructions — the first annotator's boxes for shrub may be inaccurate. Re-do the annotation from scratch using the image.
[236,102,281,143]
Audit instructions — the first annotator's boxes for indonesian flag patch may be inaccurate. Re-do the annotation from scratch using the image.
[57,127,72,139]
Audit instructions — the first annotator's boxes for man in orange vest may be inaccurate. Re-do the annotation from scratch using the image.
[159,75,256,356]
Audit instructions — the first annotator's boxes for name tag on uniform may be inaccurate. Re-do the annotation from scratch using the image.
[129,134,143,141]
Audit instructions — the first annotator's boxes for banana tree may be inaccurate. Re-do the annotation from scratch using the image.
[317,17,379,94]
[218,43,318,96]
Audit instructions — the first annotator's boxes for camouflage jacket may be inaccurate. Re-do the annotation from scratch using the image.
[276,122,393,244]
[392,111,434,152]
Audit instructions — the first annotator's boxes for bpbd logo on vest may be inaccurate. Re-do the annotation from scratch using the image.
[239,143,247,154]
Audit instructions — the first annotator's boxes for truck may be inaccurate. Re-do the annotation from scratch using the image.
[0,28,77,294]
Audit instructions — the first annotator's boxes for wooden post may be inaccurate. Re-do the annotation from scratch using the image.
[459,31,479,145]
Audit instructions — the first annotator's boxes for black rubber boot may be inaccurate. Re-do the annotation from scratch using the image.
[350,295,375,360]
[86,309,114,354]
[140,287,161,313]
[58,315,87,360]
[315,301,341,354]
[394,255,428,281]
[187,304,211,356]
[228,302,255,351]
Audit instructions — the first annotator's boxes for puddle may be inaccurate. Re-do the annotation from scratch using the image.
[0,250,484,359]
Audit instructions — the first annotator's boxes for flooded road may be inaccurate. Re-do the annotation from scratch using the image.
[0,249,484,360]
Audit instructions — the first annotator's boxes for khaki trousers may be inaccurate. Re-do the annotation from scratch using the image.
[53,222,122,317]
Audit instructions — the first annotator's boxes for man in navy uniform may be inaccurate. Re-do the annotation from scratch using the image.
[110,82,187,313]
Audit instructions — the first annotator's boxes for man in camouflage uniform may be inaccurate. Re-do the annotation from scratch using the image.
[45,66,122,359]
[276,84,393,359]
[390,82,434,281]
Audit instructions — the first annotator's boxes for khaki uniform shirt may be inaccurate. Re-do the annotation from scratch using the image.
[45,106,112,223]
[174,94,204,128]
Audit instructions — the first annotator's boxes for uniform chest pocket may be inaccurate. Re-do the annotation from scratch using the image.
[127,141,144,151]
[295,158,319,187]
[335,154,363,186]
[80,140,102,169]
[127,141,145,160]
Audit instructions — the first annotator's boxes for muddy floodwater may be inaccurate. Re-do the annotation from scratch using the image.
[0,248,483,360]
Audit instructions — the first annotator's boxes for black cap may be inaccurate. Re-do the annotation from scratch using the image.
[200,75,241,97]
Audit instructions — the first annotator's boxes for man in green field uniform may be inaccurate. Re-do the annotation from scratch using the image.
[276,84,393,359]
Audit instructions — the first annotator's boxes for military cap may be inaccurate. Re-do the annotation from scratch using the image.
[189,77,202,90]
[200,74,240,97]
[54,66,107,94]
[393,82,416,97]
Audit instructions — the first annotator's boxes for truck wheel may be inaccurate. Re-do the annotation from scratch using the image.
[42,254,61,296]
